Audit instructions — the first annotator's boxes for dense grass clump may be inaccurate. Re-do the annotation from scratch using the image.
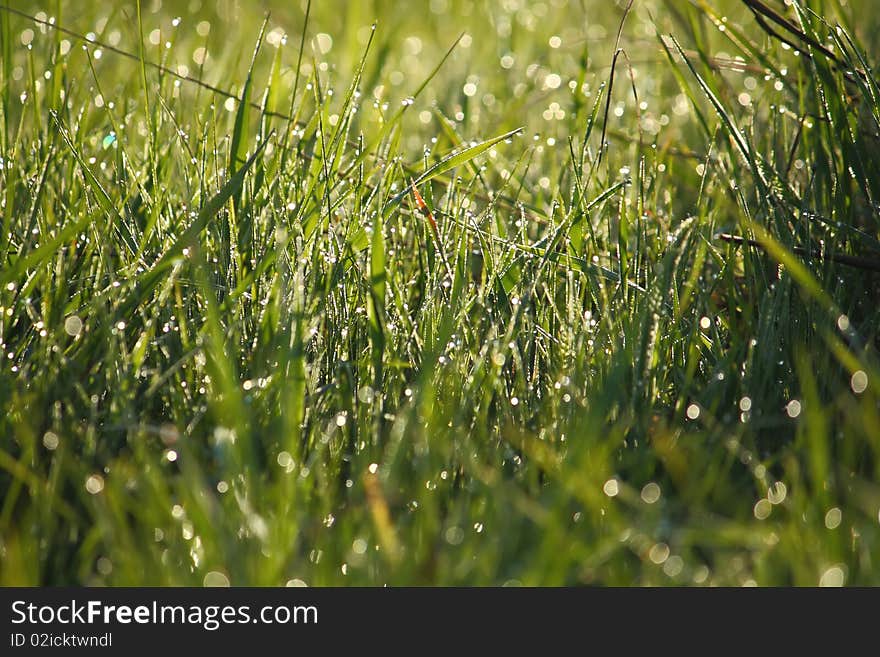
[1,0,879,585]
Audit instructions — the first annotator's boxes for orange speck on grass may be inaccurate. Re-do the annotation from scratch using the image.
[410,179,439,233]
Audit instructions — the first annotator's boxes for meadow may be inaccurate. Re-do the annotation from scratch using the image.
[1,0,879,586]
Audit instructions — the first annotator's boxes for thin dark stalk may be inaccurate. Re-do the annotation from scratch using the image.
[740,0,866,84]
[718,233,880,273]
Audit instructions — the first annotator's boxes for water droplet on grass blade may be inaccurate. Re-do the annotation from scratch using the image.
[851,371,868,394]
[819,565,846,587]
[203,571,230,587]
[64,315,83,336]
[641,483,661,504]
[767,482,787,505]
[603,479,619,497]
[824,508,842,530]
[85,474,104,494]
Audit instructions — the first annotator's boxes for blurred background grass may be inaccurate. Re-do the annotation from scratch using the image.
[2,0,879,586]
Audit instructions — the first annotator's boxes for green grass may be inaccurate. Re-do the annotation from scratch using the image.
[1,0,879,586]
